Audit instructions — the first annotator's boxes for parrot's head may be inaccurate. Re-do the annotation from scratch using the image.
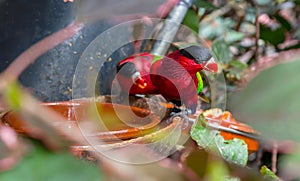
[117,62,147,89]
[179,45,219,73]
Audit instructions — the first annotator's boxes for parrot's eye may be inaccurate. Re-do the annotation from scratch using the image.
[179,45,212,64]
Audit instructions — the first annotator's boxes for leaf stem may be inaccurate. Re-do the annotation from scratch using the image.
[271,141,278,174]
[254,11,260,62]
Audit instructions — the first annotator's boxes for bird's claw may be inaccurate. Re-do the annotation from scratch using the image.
[168,109,190,130]
[170,105,193,115]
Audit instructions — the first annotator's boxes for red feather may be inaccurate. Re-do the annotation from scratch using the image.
[116,50,209,113]
[116,53,158,95]
[150,50,203,112]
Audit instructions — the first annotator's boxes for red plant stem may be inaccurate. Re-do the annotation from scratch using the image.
[254,11,260,62]
[272,142,278,174]
[3,21,83,80]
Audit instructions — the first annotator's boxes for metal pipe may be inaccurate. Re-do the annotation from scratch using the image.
[151,0,194,56]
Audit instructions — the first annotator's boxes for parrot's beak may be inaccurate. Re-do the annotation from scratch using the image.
[203,57,219,73]
[132,72,147,89]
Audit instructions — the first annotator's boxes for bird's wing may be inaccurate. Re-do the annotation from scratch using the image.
[160,57,194,87]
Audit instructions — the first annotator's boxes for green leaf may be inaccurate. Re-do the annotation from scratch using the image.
[229,60,248,70]
[206,157,229,181]
[216,138,248,166]
[190,116,248,166]
[199,18,234,39]
[0,141,103,181]
[190,123,219,150]
[190,114,218,149]
[274,14,292,31]
[229,60,300,141]
[182,9,199,33]
[226,60,248,81]
[193,0,217,10]
[212,39,233,64]
[295,0,300,6]
[260,166,282,180]
[260,24,285,46]
[4,81,22,110]
[224,31,245,43]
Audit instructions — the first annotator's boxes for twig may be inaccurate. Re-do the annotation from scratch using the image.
[241,48,300,84]
[255,142,263,169]
[0,122,26,172]
[235,14,245,31]
[199,9,209,22]
[271,141,278,174]
[254,11,260,62]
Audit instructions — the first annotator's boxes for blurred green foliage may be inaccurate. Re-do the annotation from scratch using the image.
[0,141,103,181]
[184,1,300,179]
[212,39,233,64]
[183,0,300,90]
[2,0,300,180]
[229,60,300,141]
[183,9,200,33]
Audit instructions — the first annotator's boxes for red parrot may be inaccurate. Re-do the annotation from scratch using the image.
[116,46,218,113]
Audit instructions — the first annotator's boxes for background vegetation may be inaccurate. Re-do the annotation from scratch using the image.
[1,0,300,180]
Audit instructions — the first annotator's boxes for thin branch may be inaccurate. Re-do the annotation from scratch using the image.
[254,11,260,62]
[271,142,278,174]
[241,48,300,85]
[235,14,245,31]
[199,9,209,22]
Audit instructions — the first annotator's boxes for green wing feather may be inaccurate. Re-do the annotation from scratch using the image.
[151,55,163,64]
[196,72,203,93]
